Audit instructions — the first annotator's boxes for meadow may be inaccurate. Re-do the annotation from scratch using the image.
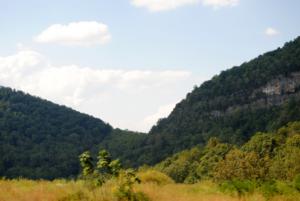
[0,179,299,201]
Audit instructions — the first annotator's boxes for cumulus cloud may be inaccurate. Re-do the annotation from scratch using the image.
[265,27,279,37]
[0,50,196,132]
[130,0,239,11]
[35,21,111,46]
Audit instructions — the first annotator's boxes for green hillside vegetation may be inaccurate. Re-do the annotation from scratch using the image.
[0,87,144,179]
[1,37,300,180]
[63,124,300,201]
[98,129,147,167]
[155,121,300,185]
[110,36,300,166]
[59,122,300,201]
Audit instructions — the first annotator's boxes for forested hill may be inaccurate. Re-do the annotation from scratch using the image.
[112,36,300,166]
[0,87,144,179]
[151,36,300,137]
[1,36,300,179]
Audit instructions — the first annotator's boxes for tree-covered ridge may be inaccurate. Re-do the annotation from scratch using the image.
[155,121,300,183]
[1,36,300,179]
[0,87,115,179]
[0,86,146,179]
[115,36,300,166]
[151,36,300,135]
[98,129,147,167]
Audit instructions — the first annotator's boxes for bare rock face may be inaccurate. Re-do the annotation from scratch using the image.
[210,72,300,118]
[262,72,300,96]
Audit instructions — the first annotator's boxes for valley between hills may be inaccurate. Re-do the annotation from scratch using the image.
[1,37,300,201]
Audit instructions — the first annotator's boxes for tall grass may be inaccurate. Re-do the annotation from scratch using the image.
[0,179,299,201]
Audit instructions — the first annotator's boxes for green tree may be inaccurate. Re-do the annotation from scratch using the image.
[270,134,300,180]
[79,151,94,177]
[79,149,122,186]
[214,149,269,181]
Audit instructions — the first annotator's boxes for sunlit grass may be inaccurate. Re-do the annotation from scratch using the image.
[0,179,299,201]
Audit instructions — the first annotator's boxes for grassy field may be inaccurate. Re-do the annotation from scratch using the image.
[0,179,299,201]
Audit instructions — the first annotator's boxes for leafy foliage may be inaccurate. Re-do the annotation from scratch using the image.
[219,180,257,197]
[0,87,146,179]
[0,87,115,179]
[79,149,148,201]
[114,169,149,201]
[79,149,122,187]
[155,140,233,183]
[156,121,300,184]
[214,149,269,181]
[79,151,94,177]
[294,174,300,191]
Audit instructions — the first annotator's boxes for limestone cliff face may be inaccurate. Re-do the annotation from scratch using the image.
[210,72,300,118]
[250,71,300,108]
[262,72,300,96]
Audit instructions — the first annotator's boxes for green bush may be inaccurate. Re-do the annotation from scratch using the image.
[219,180,256,197]
[294,174,300,191]
[259,181,278,200]
[114,170,149,201]
[79,149,122,188]
[138,170,174,185]
[276,181,297,195]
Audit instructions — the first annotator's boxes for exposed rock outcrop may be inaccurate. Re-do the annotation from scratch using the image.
[210,72,300,118]
[262,72,300,96]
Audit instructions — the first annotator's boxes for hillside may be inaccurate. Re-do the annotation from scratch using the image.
[110,36,300,166]
[1,36,300,179]
[155,121,300,183]
[0,87,144,179]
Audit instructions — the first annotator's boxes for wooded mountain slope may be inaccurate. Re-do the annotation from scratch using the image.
[1,36,300,179]
[107,36,300,166]
[0,88,144,179]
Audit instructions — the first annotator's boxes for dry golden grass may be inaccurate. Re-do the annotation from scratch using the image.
[0,179,299,201]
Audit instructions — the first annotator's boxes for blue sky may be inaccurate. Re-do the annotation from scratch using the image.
[0,0,299,132]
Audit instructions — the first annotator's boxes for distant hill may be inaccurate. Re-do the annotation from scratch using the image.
[0,87,144,179]
[109,36,300,166]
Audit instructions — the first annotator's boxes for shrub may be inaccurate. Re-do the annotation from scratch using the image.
[214,149,268,181]
[294,174,300,191]
[79,149,122,187]
[114,169,149,201]
[276,181,297,195]
[219,180,256,197]
[259,181,278,200]
[138,170,174,185]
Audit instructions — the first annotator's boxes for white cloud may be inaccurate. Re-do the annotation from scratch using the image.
[202,0,239,8]
[265,27,279,37]
[0,50,197,132]
[130,0,239,11]
[35,21,111,46]
[131,0,199,12]
[143,103,176,129]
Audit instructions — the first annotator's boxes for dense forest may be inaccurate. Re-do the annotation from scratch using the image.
[1,36,300,179]
[0,87,144,179]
